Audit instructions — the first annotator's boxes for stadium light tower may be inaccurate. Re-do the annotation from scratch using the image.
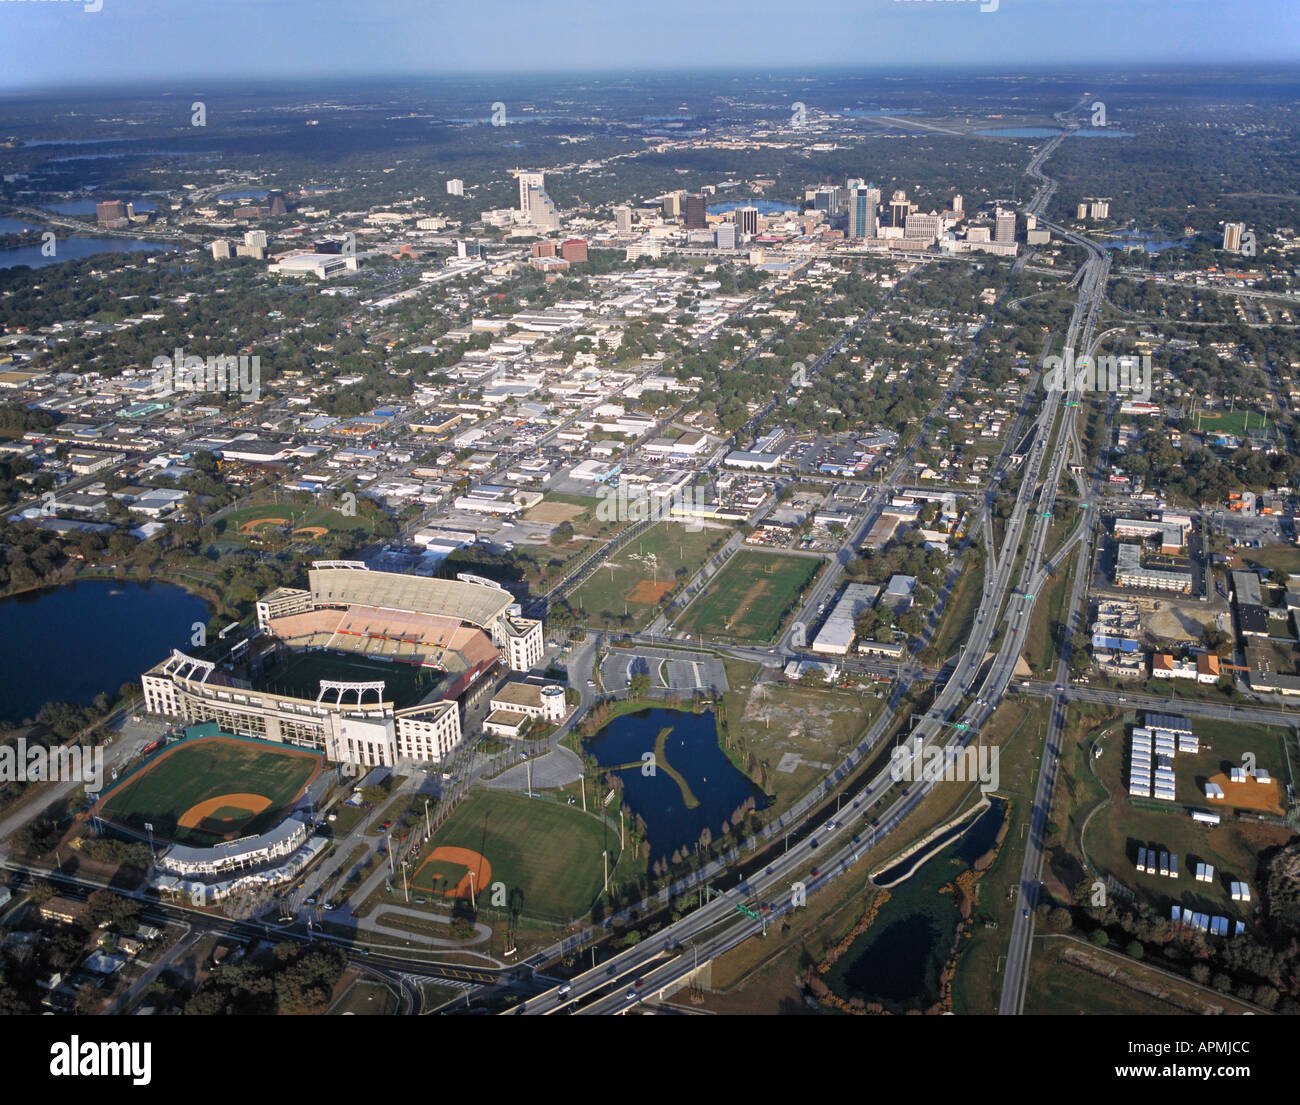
[144,822,156,865]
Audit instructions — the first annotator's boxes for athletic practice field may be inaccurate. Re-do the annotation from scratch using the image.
[410,790,610,922]
[214,499,380,547]
[97,737,321,847]
[676,550,822,642]
[570,521,729,630]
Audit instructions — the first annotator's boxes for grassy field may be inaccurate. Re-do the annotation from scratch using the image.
[412,790,611,923]
[98,737,320,846]
[569,521,730,631]
[1022,549,1076,674]
[258,650,443,709]
[1192,409,1265,440]
[1245,543,1300,579]
[329,979,400,1015]
[1024,938,1258,1015]
[676,550,822,643]
[927,558,985,663]
[214,499,380,544]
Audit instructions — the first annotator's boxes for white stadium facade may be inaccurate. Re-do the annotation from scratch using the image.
[141,563,545,770]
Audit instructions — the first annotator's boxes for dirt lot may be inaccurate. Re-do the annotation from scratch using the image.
[1143,598,1219,643]
[523,501,587,525]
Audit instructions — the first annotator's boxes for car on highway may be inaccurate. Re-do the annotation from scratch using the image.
[1023,908,1030,918]
[558,983,572,995]
[810,867,821,878]
[808,838,819,849]
[825,820,837,831]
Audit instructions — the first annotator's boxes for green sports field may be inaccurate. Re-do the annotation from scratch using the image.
[676,550,822,643]
[569,521,730,631]
[214,499,381,544]
[411,790,611,923]
[97,737,321,847]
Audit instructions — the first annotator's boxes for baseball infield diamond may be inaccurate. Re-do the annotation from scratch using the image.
[413,790,608,921]
[96,736,321,847]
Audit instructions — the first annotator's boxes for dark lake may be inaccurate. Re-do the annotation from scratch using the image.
[0,579,209,724]
[583,706,766,865]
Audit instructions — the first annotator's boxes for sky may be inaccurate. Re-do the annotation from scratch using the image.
[0,0,1295,93]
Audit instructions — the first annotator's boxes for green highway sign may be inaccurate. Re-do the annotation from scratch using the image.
[953,722,969,731]
[736,904,760,921]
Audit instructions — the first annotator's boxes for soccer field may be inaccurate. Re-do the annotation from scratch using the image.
[676,550,822,642]
[411,790,611,922]
[97,737,321,847]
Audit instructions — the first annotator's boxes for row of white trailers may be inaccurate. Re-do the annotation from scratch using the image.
[1171,907,1245,937]
[1136,846,1178,878]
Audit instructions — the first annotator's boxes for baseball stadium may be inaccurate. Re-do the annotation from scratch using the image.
[93,726,330,894]
[141,563,545,770]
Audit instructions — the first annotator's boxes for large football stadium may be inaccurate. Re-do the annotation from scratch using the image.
[141,563,545,770]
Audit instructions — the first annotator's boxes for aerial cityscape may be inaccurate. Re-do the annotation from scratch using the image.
[0,0,1297,1059]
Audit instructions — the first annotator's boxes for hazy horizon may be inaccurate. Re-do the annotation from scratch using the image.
[0,0,1295,95]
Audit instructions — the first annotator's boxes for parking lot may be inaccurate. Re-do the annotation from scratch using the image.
[599,648,729,695]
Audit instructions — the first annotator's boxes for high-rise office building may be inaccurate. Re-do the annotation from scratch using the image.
[904,212,942,242]
[889,190,910,228]
[267,190,288,216]
[847,186,879,240]
[1222,222,1244,251]
[663,192,682,218]
[994,208,1016,243]
[560,238,588,263]
[1025,213,1036,231]
[952,193,963,215]
[614,205,633,234]
[210,239,231,260]
[244,229,268,250]
[734,206,759,236]
[1089,200,1109,219]
[446,179,464,196]
[813,187,843,217]
[517,170,545,216]
[1077,203,1089,220]
[96,200,128,227]
[715,223,737,250]
[684,194,707,230]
